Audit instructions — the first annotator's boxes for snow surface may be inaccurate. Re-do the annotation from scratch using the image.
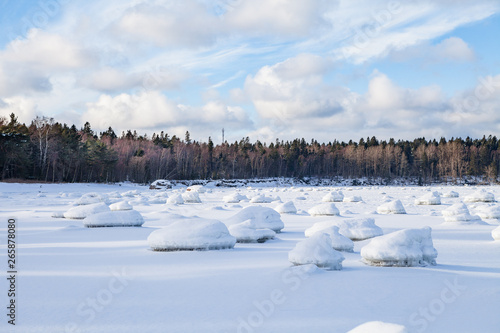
[83,210,145,228]
[1,182,500,333]
[147,218,236,251]
[288,233,345,270]
[361,227,438,267]
[492,226,500,240]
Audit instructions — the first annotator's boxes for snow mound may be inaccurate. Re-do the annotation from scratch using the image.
[63,203,110,220]
[492,226,500,240]
[167,194,184,204]
[377,200,406,214]
[224,206,284,233]
[305,218,383,241]
[463,189,495,203]
[121,190,140,197]
[51,211,65,218]
[441,203,484,224]
[343,196,362,203]
[182,191,202,203]
[347,321,408,333]
[186,185,206,193]
[147,218,236,251]
[228,220,276,243]
[443,191,459,198]
[288,233,344,270]
[361,227,438,267]
[322,191,344,202]
[471,205,500,219]
[314,225,354,252]
[109,201,133,211]
[83,210,144,228]
[414,191,441,205]
[250,195,272,203]
[223,192,247,203]
[73,192,109,205]
[275,201,297,214]
[308,203,340,216]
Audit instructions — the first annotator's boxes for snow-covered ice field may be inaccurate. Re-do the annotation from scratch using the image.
[1,182,499,333]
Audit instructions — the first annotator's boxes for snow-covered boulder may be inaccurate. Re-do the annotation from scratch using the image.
[224,206,284,233]
[182,191,202,203]
[73,192,109,205]
[343,196,362,203]
[471,205,500,219]
[288,233,345,270]
[167,194,184,204]
[347,321,408,333]
[223,192,247,203]
[186,185,206,193]
[305,218,383,241]
[308,203,340,216]
[322,191,344,202]
[275,201,297,214]
[147,218,236,251]
[63,203,110,220]
[441,203,483,224]
[121,190,140,197]
[361,227,438,267]
[442,191,459,198]
[377,200,406,214]
[250,195,273,203]
[228,220,276,243]
[414,191,441,205]
[149,179,172,190]
[314,225,354,252]
[83,210,144,228]
[492,226,500,240]
[463,189,495,203]
[51,211,65,218]
[109,201,133,211]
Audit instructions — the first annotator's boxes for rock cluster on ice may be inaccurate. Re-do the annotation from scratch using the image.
[414,191,441,205]
[63,202,110,219]
[492,226,500,240]
[224,206,284,233]
[377,200,406,214]
[322,191,344,202]
[147,218,236,251]
[83,210,145,228]
[308,203,340,216]
[441,203,484,224]
[347,321,408,333]
[361,227,438,267]
[288,233,345,270]
[463,189,495,203]
[305,218,383,241]
[275,201,297,214]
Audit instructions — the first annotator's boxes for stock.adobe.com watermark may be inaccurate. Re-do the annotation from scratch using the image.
[408,277,467,333]
[65,267,134,333]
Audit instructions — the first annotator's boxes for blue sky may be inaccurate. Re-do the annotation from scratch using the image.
[1,0,499,143]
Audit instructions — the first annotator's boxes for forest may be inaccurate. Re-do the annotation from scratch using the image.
[1,113,499,184]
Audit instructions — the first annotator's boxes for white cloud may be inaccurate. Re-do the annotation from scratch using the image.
[391,37,475,63]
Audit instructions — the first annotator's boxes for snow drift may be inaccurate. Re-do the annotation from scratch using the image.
[463,189,495,203]
[308,203,340,216]
[414,191,441,205]
[441,203,484,224]
[288,233,345,270]
[275,201,297,214]
[377,200,406,214]
[83,210,144,228]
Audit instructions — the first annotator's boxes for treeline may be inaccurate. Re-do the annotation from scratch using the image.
[1,113,499,184]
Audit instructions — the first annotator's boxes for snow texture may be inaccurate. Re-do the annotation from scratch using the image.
[275,201,297,214]
[463,189,495,203]
[347,321,408,333]
[288,233,345,270]
[305,218,383,241]
[377,200,406,214]
[414,191,441,205]
[63,202,110,219]
[83,210,145,228]
[361,227,438,267]
[492,226,500,240]
[308,203,340,216]
[147,218,236,251]
[224,206,284,233]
